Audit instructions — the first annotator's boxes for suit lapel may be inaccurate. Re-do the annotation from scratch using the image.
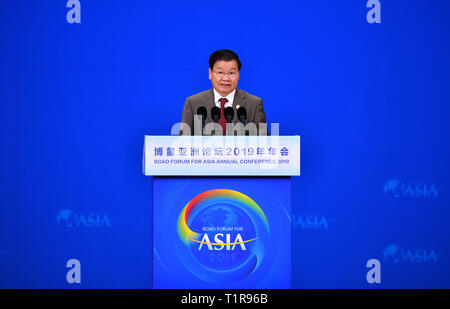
[203,89,215,124]
[205,88,215,109]
[232,89,246,124]
[233,89,245,109]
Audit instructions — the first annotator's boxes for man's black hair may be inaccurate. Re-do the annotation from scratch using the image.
[209,49,242,71]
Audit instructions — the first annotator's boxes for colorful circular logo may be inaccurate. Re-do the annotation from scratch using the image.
[177,189,270,283]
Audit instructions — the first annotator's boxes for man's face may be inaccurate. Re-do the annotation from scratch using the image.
[209,60,240,97]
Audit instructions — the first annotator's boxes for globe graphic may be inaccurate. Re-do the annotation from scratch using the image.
[56,209,73,228]
[189,204,256,271]
[384,180,402,199]
[383,244,401,263]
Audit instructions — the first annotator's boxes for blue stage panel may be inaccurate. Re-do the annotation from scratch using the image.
[153,177,291,288]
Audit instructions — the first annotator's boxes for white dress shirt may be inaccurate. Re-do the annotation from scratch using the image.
[213,88,235,108]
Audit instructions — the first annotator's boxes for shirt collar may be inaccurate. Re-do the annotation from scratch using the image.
[213,88,236,106]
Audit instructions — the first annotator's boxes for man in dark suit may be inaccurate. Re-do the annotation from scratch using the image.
[180,49,268,135]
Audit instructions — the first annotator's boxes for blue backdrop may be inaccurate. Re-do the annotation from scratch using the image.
[0,0,449,288]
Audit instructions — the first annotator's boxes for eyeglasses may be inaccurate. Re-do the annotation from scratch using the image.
[213,70,239,79]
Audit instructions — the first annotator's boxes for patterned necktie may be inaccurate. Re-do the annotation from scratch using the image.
[219,98,228,135]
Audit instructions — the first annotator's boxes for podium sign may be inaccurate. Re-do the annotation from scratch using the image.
[145,136,300,288]
[143,136,300,176]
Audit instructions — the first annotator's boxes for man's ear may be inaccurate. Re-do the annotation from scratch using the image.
[208,68,212,80]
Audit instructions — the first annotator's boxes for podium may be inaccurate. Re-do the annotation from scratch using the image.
[143,135,300,288]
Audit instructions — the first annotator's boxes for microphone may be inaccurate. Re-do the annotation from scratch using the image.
[211,106,221,123]
[224,107,234,123]
[196,106,207,128]
[237,106,247,125]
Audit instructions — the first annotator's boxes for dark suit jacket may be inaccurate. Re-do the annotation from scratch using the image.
[180,88,267,135]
